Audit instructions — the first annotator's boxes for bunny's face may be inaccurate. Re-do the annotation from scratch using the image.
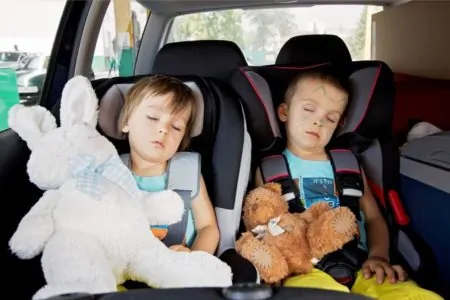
[9,76,117,190]
[26,122,117,190]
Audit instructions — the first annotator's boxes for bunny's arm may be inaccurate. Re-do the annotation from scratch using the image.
[9,190,59,259]
[141,190,185,226]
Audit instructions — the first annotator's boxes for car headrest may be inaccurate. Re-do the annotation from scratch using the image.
[97,77,204,141]
[276,34,352,65]
[231,61,395,153]
[152,40,247,80]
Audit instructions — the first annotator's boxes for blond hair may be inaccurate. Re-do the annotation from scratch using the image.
[118,75,196,150]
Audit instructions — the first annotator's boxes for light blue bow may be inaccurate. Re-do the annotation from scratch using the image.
[69,154,142,200]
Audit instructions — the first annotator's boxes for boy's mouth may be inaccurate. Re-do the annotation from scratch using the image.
[152,141,165,148]
[305,131,320,139]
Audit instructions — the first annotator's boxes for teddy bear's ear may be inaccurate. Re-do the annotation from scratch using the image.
[263,182,283,195]
[60,75,98,129]
[8,104,57,150]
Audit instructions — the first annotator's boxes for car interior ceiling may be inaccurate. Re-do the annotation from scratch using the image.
[1,0,449,299]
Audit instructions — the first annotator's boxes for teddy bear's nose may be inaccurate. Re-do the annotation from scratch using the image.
[251,203,259,212]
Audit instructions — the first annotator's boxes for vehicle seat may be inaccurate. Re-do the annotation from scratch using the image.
[275,34,352,66]
[273,35,444,293]
[153,40,248,81]
[229,61,441,292]
[152,40,261,282]
[95,71,249,256]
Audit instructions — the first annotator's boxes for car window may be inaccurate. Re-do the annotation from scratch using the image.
[167,5,383,65]
[24,57,42,70]
[0,52,21,62]
[91,0,149,80]
[0,0,66,132]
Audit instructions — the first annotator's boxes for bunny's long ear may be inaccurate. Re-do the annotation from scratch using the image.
[8,104,57,150]
[60,75,99,128]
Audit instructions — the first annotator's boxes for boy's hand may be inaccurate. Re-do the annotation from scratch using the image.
[169,244,191,252]
[362,256,407,284]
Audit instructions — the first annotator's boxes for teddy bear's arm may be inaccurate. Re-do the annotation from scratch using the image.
[9,190,59,259]
[141,190,185,226]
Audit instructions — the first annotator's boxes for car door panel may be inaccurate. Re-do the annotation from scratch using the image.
[1,1,91,298]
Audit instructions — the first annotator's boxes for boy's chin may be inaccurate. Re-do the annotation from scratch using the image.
[141,152,171,164]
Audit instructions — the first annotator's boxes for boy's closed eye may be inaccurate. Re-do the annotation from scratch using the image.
[327,116,338,123]
[303,105,315,112]
[147,115,159,121]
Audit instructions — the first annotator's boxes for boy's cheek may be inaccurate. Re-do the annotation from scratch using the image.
[321,128,333,143]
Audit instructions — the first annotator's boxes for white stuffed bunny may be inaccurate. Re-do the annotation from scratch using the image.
[8,76,232,300]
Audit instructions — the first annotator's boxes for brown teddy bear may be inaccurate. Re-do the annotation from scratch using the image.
[235,182,358,284]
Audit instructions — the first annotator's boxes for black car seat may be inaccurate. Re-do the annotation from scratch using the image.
[229,60,441,291]
[151,40,264,282]
[271,35,441,293]
[232,55,436,289]
[275,34,352,66]
[228,61,385,281]
[94,70,254,285]
[97,71,250,251]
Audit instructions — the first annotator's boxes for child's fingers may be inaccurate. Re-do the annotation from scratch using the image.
[362,265,373,279]
[383,265,397,283]
[374,265,386,284]
[392,265,407,281]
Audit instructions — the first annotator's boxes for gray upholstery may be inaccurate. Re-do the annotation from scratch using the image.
[98,81,204,140]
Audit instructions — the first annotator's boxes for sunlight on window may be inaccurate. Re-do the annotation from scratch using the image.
[167,5,383,65]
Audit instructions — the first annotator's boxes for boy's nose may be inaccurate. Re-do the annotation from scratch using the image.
[158,125,168,134]
[313,118,324,127]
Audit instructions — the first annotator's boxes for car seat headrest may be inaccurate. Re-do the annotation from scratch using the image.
[336,61,395,139]
[97,80,204,140]
[153,40,247,80]
[276,34,352,65]
[232,61,395,153]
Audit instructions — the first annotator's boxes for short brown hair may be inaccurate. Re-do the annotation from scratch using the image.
[284,69,350,104]
[118,75,196,150]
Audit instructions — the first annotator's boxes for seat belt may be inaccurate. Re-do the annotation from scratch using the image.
[327,149,364,222]
[321,149,367,287]
[259,150,366,288]
[260,154,305,213]
[120,151,200,247]
[164,151,200,247]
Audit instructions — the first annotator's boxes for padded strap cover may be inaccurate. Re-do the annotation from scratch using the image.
[329,149,364,198]
[165,151,200,246]
[260,155,304,213]
[167,151,201,199]
[120,152,201,246]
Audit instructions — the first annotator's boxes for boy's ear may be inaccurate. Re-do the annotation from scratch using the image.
[278,103,288,122]
[121,124,129,133]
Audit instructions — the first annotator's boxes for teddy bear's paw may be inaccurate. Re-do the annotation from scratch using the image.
[252,247,288,284]
[238,238,289,284]
[304,201,332,221]
[307,206,359,258]
[329,207,358,238]
[143,190,185,225]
